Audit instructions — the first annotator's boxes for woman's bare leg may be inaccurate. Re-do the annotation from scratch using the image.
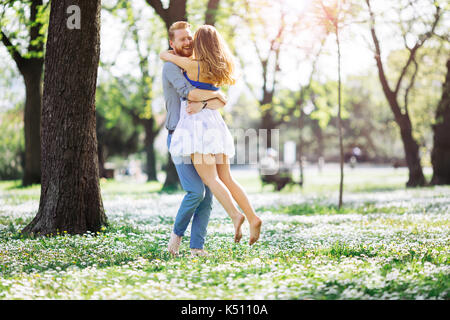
[191,153,245,242]
[215,154,262,245]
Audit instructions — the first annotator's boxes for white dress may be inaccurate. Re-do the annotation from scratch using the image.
[169,99,235,158]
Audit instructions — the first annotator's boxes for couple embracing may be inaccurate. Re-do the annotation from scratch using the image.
[161,21,262,257]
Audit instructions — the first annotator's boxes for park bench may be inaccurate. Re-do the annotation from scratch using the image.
[259,165,302,191]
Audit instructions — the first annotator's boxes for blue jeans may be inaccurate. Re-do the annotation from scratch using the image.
[167,133,213,249]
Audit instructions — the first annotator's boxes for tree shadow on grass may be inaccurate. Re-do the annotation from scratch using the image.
[256,202,407,216]
[2,180,40,191]
[348,185,406,193]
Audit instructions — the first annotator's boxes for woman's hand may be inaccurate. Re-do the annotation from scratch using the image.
[160,51,195,71]
[159,50,175,61]
[217,91,228,104]
[186,101,204,115]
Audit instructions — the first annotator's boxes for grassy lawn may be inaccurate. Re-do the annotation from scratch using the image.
[0,166,448,299]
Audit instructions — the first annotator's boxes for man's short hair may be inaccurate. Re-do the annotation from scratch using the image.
[168,21,191,41]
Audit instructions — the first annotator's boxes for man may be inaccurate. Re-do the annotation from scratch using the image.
[163,21,226,257]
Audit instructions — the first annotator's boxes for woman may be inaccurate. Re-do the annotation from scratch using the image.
[160,25,262,245]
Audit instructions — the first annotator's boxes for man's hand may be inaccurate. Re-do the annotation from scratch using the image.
[188,89,227,104]
[186,101,204,115]
[187,97,226,114]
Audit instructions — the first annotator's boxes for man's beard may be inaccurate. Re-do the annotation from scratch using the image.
[174,46,193,57]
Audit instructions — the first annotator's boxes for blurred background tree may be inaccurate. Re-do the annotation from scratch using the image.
[0,0,448,192]
[0,0,49,186]
[364,0,444,186]
[101,0,167,182]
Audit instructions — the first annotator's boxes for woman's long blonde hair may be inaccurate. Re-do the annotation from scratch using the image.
[193,25,236,86]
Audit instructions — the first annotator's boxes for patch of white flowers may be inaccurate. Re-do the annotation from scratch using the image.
[0,180,448,300]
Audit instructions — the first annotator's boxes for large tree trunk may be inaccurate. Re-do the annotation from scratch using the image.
[22,0,106,236]
[431,59,450,185]
[21,61,43,186]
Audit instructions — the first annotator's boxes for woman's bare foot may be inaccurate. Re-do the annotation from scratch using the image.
[232,214,245,243]
[249,217,262,245]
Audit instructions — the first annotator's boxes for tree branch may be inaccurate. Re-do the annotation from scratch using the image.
[394,5,441,95]
[394,43,420,95]
[167,0,187,25]
[403,57,418,118]
[28,0,44,54]
[268,14,286,97]
[145,0,168,22]
[365,0,397,111]
[0,30,25,70]
[274,38,325,127]
[433,32,450,43]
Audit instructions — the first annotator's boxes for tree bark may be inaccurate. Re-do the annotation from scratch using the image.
[21,61,43,186]
[431,59,450,185]
[22,0,106,236]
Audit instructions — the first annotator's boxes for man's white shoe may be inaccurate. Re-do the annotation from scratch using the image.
[190,249,209,257]
[168,232,182,256]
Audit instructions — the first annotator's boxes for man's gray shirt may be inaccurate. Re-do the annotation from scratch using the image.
[162,61,196,131]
